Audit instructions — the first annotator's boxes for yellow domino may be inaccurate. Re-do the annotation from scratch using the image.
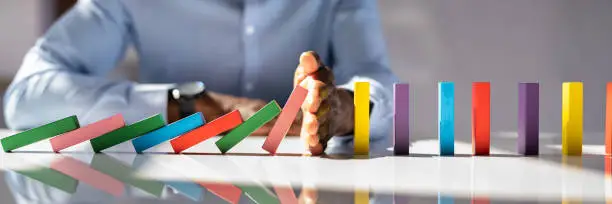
[354,82,370,155]
[562,82,583,156]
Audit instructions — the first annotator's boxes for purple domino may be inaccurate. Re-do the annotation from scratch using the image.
[518,83,539,155]
[394,83,410,155]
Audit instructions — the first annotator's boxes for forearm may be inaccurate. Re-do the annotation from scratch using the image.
[5,70,169,130]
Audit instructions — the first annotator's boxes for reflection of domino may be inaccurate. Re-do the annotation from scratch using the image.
[263,86,308,154]
[438,82,454,156]
[50,156,124,196]
[51,114,125,152]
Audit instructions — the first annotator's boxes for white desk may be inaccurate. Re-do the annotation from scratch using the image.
[0,129,609,203]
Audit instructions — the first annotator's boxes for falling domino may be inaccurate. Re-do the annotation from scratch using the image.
[216,101,281,154]
[171,110,243,153]
[562,82,583,156]
[132,112,205,153]
[439,82,455,156]
[472,82,491,156]
[1,115,80,152]
[394,83,410,155]
[606,82,612,156]
[263,86,308,154]
[354,82,370,155]
[90,114,165,153]
[518,83,539,156]
[50,114,125,152]
[50,156,125,196]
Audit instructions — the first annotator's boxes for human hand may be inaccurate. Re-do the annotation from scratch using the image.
[294,51,355,155]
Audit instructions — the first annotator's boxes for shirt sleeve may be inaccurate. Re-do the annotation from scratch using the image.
[3,0,170,130]
[328,0,400,151]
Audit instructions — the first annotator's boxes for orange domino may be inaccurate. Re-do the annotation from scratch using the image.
[472,82,491,156]
[263,86,308,154]
[170,110,243,153]
[50,114,125,152]
[607,82,612,156]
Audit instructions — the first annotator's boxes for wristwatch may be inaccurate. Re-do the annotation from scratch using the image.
[168,81,207,118]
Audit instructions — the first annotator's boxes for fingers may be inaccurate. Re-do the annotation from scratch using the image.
[299,51,321,74]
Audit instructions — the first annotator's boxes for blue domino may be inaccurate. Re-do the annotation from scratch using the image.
[165,181,203,201]
[132,113,205,153]
[438,82,455,156]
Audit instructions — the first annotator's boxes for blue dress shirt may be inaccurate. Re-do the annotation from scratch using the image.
[3,0,398,147]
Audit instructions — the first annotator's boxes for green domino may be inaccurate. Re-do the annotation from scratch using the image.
[91,154,164,197]
[15,167,79,193]
[239,184,280,204]
[90,114,165,152]
[2,115,79,152]
[215,100,281,153]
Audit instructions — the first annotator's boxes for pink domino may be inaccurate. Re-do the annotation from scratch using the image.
[51,157,125,196]
[50,114,125,152]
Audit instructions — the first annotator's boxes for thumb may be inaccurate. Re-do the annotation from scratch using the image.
[299,51,321,75]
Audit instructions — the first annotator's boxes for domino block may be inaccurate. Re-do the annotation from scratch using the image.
[132,112,204,153]
[50,157,124,196]
[198,182,242,204]
[51,114,125,152]
[165,182,203,201]
[394,83,410,155]
[171,110,243,153]
[263,86,308,154]
[472,82,491,156]
[238,185,280,204]
[215,101,281,154]
[90,154,164,197]
[90,114,165,152]
[439,82,455,156]
[518,83,539,156]
[606,82,612,156]
[354,82,370,155]
[2,115,79,152]
[562,82,583,156]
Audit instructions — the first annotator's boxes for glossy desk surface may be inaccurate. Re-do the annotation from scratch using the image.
[0,129,610,204]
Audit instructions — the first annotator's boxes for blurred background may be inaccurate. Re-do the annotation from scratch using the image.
[0,0,611,144]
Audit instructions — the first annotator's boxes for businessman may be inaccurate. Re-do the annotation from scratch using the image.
[3,0,398,155]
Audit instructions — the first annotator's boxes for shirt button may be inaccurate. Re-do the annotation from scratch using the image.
[245,82,254,91]
[245,25,255,35]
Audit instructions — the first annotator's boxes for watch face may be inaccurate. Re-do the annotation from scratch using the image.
[177,81,206,97]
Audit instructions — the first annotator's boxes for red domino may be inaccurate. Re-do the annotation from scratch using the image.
[472,82,491,156]
[262,86,308,154]
[170,110,243,153]
[50,157,125,196]
[50,114,125,152]
[198,182,242,204]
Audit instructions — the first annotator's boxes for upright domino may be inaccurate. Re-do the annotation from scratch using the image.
[132,112,204,153]
[562,82,583,156]
[606,82,612,156]
[1,115,80,152]
[394,83,410,155]
[263,86,308,154]
[50,114,125,152]
[439,82,455,156]
[472,82,491,156]
[518,83,539,156]
[354,82,370,155]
